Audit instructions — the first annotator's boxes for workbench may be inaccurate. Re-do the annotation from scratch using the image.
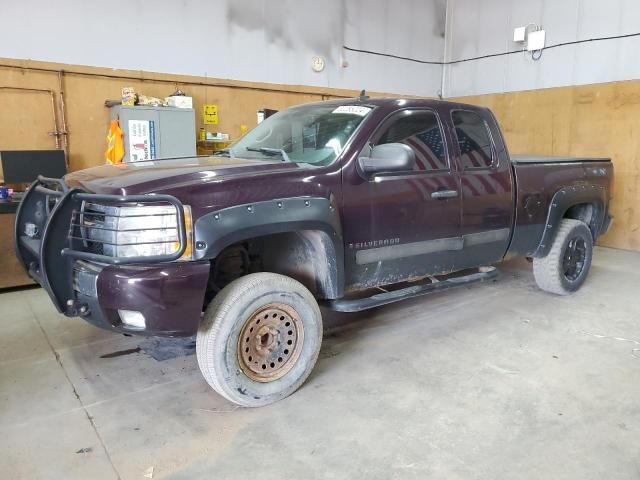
[0,199,35,289]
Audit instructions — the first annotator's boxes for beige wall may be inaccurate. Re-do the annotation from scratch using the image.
[0,58,374,175]
[453,80,640,251]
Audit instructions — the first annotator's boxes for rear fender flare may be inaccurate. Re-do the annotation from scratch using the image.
[194,197,344,298]
[533,184,607,258]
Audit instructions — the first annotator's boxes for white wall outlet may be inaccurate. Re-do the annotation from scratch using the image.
[513,26,526,43]
[527,30,546,51]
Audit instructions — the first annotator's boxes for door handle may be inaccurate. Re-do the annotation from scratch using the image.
[431,190,459,199]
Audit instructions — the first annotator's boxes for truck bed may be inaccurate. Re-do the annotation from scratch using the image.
[508,156,613,260]
[511,154,611,164]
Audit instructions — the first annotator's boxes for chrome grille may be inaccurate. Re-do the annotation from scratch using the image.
[69,201,181,259]
[75,203,117,256]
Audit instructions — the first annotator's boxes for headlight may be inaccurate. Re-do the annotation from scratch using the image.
[81,202,193,260]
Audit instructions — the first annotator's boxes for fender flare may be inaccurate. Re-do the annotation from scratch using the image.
[194,197,344,298]
[532,184,607,258]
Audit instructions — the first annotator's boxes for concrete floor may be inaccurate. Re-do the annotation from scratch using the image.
[1,246,639,479]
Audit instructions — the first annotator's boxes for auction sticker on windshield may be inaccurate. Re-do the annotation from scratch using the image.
[332,105,371,116]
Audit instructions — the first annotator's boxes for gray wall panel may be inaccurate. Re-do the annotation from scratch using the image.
[445,0,640,97]
[0,0,446,97]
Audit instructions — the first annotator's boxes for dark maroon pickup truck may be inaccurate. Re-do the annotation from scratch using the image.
[15,97,613,406]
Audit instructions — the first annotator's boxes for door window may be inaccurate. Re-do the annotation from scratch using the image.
[376,110,448,171]
[451,111,495,169]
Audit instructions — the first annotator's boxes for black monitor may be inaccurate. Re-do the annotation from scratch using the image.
[1,150,67,183]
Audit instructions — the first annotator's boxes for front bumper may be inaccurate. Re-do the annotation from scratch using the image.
[14,177,209,337]
[72,260,209,336]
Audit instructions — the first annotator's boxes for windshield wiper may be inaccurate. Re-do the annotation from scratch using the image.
[246,146,290,162]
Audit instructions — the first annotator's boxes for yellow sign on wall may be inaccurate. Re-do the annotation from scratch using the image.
[203,104,219,125]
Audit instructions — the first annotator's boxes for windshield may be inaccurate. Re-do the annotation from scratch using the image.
[226,103,372,166]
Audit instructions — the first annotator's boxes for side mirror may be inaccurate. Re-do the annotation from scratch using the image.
[357,143,416,176]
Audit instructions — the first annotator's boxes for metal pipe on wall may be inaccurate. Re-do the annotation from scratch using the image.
[57,70,69,165]
[0,63,355,98]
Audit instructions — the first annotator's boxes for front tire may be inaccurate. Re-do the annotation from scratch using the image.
[533,219,593,295]
[196,272,322,407]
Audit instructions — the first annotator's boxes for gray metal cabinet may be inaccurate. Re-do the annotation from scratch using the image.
[109,105,196,162]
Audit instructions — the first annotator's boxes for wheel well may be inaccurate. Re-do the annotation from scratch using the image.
[563,203,597,238]
[204,230,340,305]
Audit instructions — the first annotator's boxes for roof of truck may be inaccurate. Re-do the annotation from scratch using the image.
[300,96,490,112]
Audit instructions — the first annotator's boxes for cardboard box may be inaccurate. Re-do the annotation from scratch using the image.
[166,96,193,108]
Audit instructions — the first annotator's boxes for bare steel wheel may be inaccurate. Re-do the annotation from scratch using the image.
[238,303,304,382]
[197,273,322,407]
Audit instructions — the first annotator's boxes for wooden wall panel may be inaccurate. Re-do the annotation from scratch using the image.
[61,74,325,172]
[454,80,640,251]
[0,67,61,178]
[0,58,368,176]
[1,58,639,251]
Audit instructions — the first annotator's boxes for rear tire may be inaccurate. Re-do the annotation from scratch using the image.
[196,272,322,407]
[533,219,593,295]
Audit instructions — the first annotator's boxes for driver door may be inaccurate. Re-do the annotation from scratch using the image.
[341,108,462,291]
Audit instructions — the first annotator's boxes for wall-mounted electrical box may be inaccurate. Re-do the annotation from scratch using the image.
[513,27,526,43]
[109,106,196,162]
[526,30,546,51]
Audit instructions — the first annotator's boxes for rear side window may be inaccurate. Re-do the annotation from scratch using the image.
[376,110,447,171]
[451,110,495,169]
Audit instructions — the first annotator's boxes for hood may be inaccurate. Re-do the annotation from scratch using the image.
[64,156,301,195]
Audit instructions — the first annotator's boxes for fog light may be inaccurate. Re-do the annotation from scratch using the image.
[118,310,146,329]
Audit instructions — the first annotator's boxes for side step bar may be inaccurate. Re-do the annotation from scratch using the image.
[322,267,498,313]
